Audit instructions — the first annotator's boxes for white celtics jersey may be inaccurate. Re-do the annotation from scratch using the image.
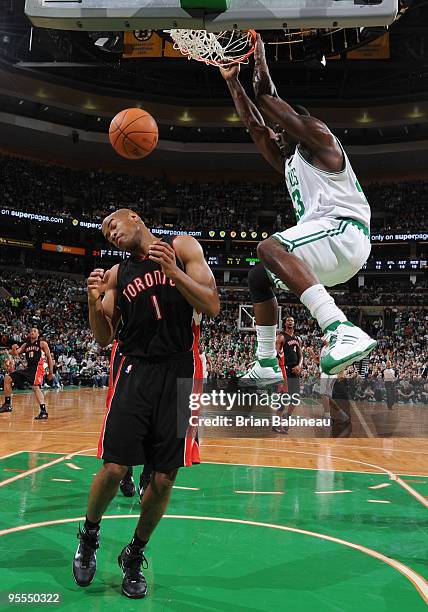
[284,140,371,227]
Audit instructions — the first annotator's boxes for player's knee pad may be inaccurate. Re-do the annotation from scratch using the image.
[248,263,275,303]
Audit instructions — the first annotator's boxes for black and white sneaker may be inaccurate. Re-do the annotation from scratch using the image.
[34,410,48,420]
[120,476,136,497]
[0,403,12,413]
[118,545,148,599]
[72,525,99,587]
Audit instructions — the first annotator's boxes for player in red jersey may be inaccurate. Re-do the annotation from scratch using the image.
[0,327,53,419]
[73,208,219,599]
[273,317,303,433]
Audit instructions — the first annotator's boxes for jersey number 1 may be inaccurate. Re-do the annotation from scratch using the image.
[150,295,163,320]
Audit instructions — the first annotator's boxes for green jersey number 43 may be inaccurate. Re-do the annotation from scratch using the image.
[288,167,305,222]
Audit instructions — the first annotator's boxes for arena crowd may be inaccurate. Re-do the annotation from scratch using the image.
[1,155,428,233]
[1,270,426,401]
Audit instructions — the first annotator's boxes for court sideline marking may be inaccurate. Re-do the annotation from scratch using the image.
[0,514,426,605]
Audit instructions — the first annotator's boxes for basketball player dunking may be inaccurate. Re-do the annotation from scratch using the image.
[0,327,53,419]
[72,208,219,599]
[221,35,376,384]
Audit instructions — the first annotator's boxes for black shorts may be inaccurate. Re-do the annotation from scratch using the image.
[285,367,300,396]
[97,342,202,471]
[10,366,43,388]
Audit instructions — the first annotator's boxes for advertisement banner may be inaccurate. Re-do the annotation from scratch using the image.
[163,40,185,58]
[347,33,390,60]
[0,236,35,249]
[42,243,86,256]
[1,209,427,244]
[123,30,163,58]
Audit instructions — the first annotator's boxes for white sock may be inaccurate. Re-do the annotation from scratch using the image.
[256,325,277,360]
[300,284,347,331]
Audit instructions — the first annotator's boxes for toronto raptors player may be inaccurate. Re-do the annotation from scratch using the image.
[274,317,303,433]
[0,327,53,419]
[73,208,219,599]
[276,317,303,397]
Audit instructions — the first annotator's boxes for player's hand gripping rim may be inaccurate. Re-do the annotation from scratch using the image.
[219,62,240,81]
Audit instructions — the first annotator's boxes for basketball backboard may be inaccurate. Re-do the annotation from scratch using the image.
[25,0,399,31]
[238,304,282,331]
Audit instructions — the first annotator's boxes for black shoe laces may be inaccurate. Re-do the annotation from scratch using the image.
[77,526,99,568]
[124,548,148,582]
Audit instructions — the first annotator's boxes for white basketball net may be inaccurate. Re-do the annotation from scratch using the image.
[169,29,256,67]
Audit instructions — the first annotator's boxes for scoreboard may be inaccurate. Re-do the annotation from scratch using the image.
[206,256,427,270]
[207,256,260,268]
[362,259,427,271]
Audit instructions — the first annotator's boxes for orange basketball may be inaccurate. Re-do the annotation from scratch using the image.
[109,108,159,160]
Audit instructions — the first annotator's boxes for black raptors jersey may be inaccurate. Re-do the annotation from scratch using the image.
[283,333,301,368]
[24,339,43,368]
[116,236,199,359]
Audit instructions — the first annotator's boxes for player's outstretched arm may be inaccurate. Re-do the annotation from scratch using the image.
[148,237,220,318]
[219,64,284,174]
[87,265,121,347]
[253,35,342,169]
[11,343,27,356]
[252,33,278,99]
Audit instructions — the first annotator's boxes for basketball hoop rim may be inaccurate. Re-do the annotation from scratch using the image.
[206,29,257,67]
[172,29,257,67]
